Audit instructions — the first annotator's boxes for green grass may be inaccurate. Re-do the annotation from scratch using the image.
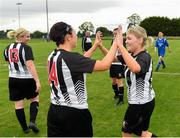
[0,38,180,137]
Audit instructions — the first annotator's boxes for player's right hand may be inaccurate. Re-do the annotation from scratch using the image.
[36,81,41,93]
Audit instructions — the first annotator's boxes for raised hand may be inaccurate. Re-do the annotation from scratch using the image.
[114,25,123,48]
[94,31,102,47]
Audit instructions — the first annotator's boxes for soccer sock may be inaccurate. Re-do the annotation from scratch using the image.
[15,108,28,130]
[156,61,162,70]
[161,60,166,68]
[118,86,124,102]
[151,133,157,137]
[112,84,118,96]
[30,101,39,123]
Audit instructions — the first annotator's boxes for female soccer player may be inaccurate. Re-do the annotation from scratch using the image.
[99,28,125,105]
[4,28,41,133]
[47,22,118,137]
[82,31,92,53]
[155,31,171,71]
[116,26,157,137]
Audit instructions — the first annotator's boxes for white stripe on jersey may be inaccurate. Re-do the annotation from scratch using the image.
[62,58,88,108]
[112,50,123,65]
[111,62,123,65]
[49,50,88,109]
[50,51,64,105]
[8,43,15,73]
[125,58,155,104]
[61,58,77,102]
[144,59,155,101]
[4,48,8,59]
[8,43,33,78]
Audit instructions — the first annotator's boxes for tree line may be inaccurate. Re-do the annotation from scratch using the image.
[140,16,180,36]
[0,16,180,39]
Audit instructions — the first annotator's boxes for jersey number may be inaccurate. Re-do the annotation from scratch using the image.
[10,48,19,63]
[48,62,58,87]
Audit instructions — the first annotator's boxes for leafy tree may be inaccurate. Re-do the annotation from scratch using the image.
[170,18,180,36]
[31,31,46,39]
[78,22,94,36]
[96,27,112,36]
[0,30,6,38]
[140,16,171,36]
[127,13,141,29]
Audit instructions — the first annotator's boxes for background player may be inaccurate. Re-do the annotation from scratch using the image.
[109,28,125,105]
[82,31,92,53]
[4,28,41,133]
[155,31,171,71]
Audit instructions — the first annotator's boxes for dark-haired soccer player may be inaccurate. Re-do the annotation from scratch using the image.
[155,31,171,71]
[109,28,125,105]
[47,22,118,137]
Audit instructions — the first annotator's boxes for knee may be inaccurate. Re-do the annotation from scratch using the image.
[111,78,117,85]
[122,131,132,138]
[15,100,24,109]
[159,56,163,61]
[30,95,39,103]
[141,131,152,137]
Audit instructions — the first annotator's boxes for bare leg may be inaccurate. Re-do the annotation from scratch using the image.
[141,131,152,138]
[122,132,132,138]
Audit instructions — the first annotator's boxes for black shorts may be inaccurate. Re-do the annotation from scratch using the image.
[9,77,38,101]
[109,64,125,78]
[47,104,93,137]
[122,99,155,136]
[84,45,92,52]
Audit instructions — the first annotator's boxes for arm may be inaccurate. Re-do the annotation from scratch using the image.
[83,43,99,57]
[98,43,109,56]
[26,60,41,92]
[84,31,102,58]
[118,46,141,73]
[154,47,157,52]
[116,26,141,73]
[82,37,85,52]
[168,46,172,53]
[93,42,117,71]
[4,48,8,61]
[165,39,172,53]
[98,43,119,62]
[154,39,158,52]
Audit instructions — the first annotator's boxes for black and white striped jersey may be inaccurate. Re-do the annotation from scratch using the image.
[117,51,155,104]
[47,49,96,109]
[112,51,123,65]
[4,42,34,78]
[82,36,92,52]
[111,38,126,66]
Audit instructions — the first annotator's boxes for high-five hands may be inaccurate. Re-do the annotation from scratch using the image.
[94,31,103,47]
[114,25,123,48]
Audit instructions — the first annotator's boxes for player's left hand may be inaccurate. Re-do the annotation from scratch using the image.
[114,25,123,48]
[94,31,102,47]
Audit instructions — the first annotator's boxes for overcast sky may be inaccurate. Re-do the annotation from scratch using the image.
[0,0,180,33]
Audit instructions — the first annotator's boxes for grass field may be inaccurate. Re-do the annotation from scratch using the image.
[0,38,180,137]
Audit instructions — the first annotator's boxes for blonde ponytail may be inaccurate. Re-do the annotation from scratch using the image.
[145,36,154,48]
[7,30,16,39]
[7,28,29,40]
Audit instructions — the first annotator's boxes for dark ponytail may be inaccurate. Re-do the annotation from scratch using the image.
[49,22,72,46]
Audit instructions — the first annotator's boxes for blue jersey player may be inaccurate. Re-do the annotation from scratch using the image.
[155,32,171,71]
